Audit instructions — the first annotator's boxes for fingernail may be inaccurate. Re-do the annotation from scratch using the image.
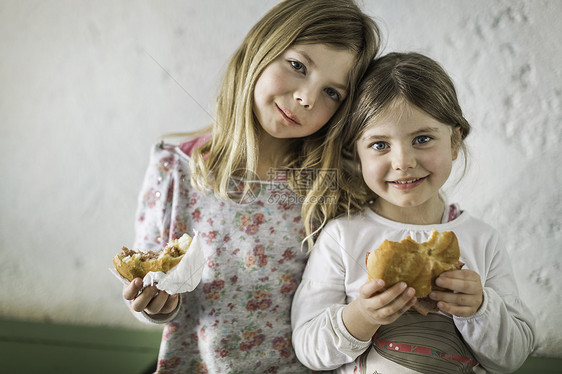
[407,288,415,297]
[376,279,384,287]
[400,282,407,289]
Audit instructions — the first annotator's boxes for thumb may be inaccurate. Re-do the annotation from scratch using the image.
[361,279,385,298]
[123,278,144,300]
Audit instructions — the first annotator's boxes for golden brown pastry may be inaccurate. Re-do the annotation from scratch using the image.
[366,230,463,315]
[113,234,192,282]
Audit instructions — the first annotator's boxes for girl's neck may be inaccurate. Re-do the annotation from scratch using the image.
[370,197,445,226]
[256,131,293,180]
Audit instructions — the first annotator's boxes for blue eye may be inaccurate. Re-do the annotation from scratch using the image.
[290,60,306,73]
[324,87,341,101]
[414,135,432,145]
[371,142,388,151]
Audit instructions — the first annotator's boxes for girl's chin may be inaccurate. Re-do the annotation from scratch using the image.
[374,196,445,225]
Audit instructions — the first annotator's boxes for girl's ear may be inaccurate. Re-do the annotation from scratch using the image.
[451,125,463,160]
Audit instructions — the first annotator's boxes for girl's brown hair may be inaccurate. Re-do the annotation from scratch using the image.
[303,52,471,249]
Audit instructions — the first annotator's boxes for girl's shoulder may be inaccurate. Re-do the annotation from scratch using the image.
[450,211,500,238]
[149,133,211,163]
[322,208,374,233]
[178,133,211,157]
[329,204,497,236]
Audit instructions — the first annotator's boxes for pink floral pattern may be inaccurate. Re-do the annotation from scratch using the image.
[134,143,311,373]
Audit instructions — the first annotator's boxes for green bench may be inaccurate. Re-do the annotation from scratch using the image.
[0,319,161,373]
[1,319,560,373]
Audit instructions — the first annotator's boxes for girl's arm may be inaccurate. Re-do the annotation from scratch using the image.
[133,143,175,252]
[291,221,417,371]
[453,232,536,372]
[126,143,179,323]
[291,223,372,370]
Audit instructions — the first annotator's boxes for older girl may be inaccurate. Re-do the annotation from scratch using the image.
[121,1,380,372]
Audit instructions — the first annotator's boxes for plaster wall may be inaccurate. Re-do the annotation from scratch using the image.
[1,0,560,358]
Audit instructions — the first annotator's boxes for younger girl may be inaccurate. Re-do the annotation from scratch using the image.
[292,52,535,373]
[121,1,380,373]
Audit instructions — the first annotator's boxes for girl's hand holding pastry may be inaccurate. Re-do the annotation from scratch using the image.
[342,279,417,341]
[430,269,483,317]
[123,278,179,316]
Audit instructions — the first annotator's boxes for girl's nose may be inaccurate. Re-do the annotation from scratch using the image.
[294,87,317,109]
[391,147,417,170]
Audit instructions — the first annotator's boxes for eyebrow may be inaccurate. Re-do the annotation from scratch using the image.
[410,126,441,136]
[360,126,442,142]
[293,49,349,93]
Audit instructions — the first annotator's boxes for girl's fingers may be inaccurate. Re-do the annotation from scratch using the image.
[372,287,416,323]
[368,281,405,306]
[431,289,483,317]
[436,270,481,294]
[142,289,179,315]
[391,288,417,313]
[123,278,144,300]
[360,280,417,325]
[130,285,159,312]
[393,286,416,310]
[430,290,480,306]
[126,281,179,315]
[399,295,417,314]
[145,291,170,315]
[375,284,416,314]
[360,279,386,298]
[160,294,180,314]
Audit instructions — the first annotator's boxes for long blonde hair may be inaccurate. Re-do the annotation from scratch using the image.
[302,52,472,249]
[189,0,380,197]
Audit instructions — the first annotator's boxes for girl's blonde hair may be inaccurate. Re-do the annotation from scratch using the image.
[303,52,471,249]
[189,0,380,196]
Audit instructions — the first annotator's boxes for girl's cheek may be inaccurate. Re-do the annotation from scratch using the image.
[360,160,381,178]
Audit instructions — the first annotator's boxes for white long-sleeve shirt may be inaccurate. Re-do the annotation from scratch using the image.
[291,207,535,373]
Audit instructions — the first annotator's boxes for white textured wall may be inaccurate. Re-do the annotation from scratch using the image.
[1,0,560,358]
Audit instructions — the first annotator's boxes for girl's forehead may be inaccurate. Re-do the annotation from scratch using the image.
[289,41,351,52]
[362,100,415,131]
[286,43,355,60]
[360,102,451,137]
[286,43,356,63]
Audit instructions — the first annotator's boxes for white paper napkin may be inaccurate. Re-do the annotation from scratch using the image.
[110,232,206,294]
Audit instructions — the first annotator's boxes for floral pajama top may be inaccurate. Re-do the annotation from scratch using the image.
[132,141,312,373]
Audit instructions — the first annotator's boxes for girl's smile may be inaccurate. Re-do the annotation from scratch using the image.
[356,100,461,224]
[275,103,302,126]
[387,176,428,190]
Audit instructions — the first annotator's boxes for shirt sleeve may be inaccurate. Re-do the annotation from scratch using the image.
[133,143,176,251]
[126,144,178,324]
[454,233,536,373]
[291,222,371,370]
